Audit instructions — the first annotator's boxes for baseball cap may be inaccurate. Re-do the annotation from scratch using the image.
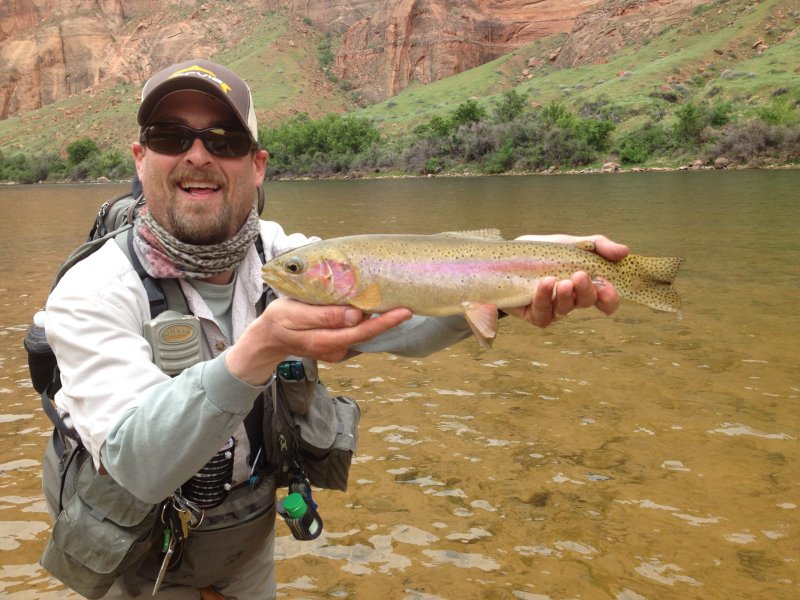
[137,59,258,143]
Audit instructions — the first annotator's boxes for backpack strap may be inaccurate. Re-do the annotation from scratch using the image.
[117,227,189,318]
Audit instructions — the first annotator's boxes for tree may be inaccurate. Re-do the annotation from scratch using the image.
[451,99,486,128]
[493,89,528,123]
[66,139,100,165]
[673,101,705,145]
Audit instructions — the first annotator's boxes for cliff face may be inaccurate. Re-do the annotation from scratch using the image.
[0,0,267,119]
[307,0,603,102]
[0,0,711,120]
[551,0,710,68]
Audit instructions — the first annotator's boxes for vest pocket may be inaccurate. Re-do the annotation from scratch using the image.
[295,394,361,491]
[40,450,159,599]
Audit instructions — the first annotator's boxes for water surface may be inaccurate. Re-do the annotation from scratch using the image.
[0,171,797,599]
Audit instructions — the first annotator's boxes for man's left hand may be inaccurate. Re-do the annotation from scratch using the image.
[505,234,628,328]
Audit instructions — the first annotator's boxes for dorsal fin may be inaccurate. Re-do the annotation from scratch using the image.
[436,229,505,241]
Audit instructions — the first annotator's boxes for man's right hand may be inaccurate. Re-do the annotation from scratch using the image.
[225,298,412,385]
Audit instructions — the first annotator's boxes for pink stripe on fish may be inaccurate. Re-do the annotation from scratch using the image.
[365,257,564,276]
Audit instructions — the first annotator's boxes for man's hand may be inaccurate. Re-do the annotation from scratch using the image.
[507,234,629,328]
[226,298,412,385]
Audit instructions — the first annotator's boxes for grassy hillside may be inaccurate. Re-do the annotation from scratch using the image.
[0,0,797,164]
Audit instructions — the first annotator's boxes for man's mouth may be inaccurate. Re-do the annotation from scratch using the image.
[178,181,221,195]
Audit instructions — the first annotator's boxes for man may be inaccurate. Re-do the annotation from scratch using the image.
[41,59,626,598]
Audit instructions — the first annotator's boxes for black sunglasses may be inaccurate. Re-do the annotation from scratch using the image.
[140,123,256,158]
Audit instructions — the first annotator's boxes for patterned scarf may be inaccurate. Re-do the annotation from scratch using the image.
[132,204,261,279]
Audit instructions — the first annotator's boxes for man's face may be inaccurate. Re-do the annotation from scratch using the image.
[132,91,268,245]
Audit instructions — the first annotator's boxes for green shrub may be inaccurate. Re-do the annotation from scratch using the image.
[451,99,486,127]
[756,97,797,126]
[483,140,516,174]
[673,101,706,145]
[259,113,380,176]
[493,89,528,123]
[66,138,100,165]
[617,122,671,164]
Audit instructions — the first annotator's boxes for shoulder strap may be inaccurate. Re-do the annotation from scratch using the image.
[117,227,188,318]
[49,194,142,292]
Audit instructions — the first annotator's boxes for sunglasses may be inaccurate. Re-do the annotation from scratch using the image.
[140,123,256,158]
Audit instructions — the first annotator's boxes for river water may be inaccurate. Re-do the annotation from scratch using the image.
[0,170,798,599]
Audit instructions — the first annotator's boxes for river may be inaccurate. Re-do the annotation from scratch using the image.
[0,170,798,599]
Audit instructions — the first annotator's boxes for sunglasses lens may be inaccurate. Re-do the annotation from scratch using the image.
[204,128,252,158]
[143,124,192,155]
[142,125,253,158]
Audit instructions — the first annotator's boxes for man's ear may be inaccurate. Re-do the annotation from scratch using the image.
[253,149,269,181]
[132,142,146,180]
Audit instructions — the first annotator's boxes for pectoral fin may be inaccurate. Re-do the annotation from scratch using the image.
[350,283,383,311]
[462,302,499,350]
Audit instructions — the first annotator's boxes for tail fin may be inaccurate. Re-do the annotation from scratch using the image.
[619,255,683,314]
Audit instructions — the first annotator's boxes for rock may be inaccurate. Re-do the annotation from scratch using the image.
[601,162,620,173]
[690,159,705,170]
[714,157,731,169]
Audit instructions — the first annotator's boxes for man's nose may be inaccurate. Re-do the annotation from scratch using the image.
[184,136,213,164]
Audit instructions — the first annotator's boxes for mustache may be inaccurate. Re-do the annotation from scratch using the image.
[169,168,226,188]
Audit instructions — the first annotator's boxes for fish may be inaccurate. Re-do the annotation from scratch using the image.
[262,229,683,348]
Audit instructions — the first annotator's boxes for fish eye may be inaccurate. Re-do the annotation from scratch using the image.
[285,257,306,274]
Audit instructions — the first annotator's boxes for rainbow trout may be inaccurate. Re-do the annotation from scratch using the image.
[262,230,683,348]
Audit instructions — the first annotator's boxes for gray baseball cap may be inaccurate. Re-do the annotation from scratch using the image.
[138,59,258,143]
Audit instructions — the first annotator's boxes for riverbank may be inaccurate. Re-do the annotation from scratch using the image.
[269,160,799,182]
[2,160,797,186]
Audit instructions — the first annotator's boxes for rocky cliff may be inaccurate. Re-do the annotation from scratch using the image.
[0,0,270,119]
[551,0,711,68]
[1,0,714,121]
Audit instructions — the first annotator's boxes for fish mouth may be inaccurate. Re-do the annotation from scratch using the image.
[261,268,310,301]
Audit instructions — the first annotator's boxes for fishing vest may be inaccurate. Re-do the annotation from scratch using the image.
[30,193,360,597]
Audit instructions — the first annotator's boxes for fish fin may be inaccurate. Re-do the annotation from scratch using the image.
[575,240,596,252]
[634,255,684,284]
[619,255,684,313]
[350,283,382,311]
[463,302,499,349]
[437,229,505,241]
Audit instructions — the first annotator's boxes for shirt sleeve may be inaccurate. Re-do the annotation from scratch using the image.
[100,353,263,503]
[351,314,472,357]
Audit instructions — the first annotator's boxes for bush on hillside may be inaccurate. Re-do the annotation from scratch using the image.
[260,113,380,176]
[617,121,672,164]
[709,119,800,165]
